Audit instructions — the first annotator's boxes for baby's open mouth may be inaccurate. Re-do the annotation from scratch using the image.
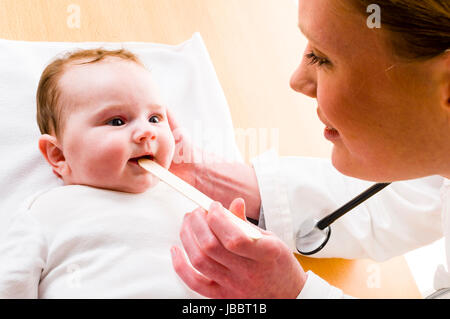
[129,154,154,165]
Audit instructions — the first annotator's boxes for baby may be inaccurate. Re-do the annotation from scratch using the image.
[0,49,202,298]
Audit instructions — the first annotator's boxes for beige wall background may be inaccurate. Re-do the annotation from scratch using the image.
[0,0,332,163]
[0,0,421,298]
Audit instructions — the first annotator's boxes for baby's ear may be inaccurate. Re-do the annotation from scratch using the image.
[38,134,69,179]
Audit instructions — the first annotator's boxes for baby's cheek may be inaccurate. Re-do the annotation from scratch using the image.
[87,138,128,172]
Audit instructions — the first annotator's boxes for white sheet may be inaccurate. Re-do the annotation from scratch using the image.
[0,33,242,233]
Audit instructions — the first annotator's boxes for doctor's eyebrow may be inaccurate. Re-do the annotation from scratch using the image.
[297,22,339,60]
[298,23,318,44]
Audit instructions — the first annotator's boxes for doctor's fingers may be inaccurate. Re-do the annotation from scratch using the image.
[186,208,254,271]
[166,108,181,132]
[207,202,283,262]
[166,108,188,144]
[170,245,225,299]
[179,212,239,286]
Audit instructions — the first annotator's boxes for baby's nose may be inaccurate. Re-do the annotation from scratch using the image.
[133,127,156,143]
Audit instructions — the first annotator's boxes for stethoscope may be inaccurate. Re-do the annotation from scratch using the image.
[296,182,391,255]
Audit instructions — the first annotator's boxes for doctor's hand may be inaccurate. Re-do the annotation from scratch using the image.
[170,198,308,298]
[166,108,202,186]
[166,109,221,184]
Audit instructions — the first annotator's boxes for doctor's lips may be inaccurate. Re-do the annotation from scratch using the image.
[324,126,340,140]
[320,111,340,140]
[317,108,340,141]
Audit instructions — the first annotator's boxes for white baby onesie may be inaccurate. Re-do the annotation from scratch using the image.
[0,183,204,298]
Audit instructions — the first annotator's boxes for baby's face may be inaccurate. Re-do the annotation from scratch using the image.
[56,58,175,193]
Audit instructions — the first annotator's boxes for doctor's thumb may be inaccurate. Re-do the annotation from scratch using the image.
[228,198,247,221]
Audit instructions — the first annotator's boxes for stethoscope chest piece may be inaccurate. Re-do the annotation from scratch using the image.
[296,218,331,256]
[295,182,391,256]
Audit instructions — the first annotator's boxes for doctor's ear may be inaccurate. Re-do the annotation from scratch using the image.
[38,134,70,179]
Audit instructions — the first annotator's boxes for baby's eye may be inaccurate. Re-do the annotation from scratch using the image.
[106,118,125,126]
[149,115,160,124]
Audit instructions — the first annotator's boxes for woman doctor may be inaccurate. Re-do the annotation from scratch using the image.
[168,0,450,298]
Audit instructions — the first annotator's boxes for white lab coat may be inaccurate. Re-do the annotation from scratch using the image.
[252,150,449,298]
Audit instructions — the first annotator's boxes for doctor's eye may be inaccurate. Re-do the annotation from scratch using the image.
[305,51,331,67]
[106,117,125,126]
[149,115,160,124]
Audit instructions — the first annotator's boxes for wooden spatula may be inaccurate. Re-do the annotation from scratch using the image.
[138,158,262,240]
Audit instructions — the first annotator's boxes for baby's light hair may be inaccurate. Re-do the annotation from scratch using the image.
[36,48,145,136]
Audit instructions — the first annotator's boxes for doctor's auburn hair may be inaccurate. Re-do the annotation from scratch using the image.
[350,0,450,60]
[36,48,145,137]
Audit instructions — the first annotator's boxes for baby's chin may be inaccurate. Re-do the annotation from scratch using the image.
[124,174,161,194]
[96,173,161,194]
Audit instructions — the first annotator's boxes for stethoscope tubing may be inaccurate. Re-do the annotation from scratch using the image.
[316,182,391,230]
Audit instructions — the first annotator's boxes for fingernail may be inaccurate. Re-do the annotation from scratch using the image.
[210,201,222,210]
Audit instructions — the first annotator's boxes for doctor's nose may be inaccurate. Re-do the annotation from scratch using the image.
[290,54,317,99]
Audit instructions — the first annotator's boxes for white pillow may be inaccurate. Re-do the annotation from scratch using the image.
[0,33,242,233]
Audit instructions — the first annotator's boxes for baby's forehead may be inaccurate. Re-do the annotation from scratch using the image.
[58,58,164,113]
[60,57,152,89]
